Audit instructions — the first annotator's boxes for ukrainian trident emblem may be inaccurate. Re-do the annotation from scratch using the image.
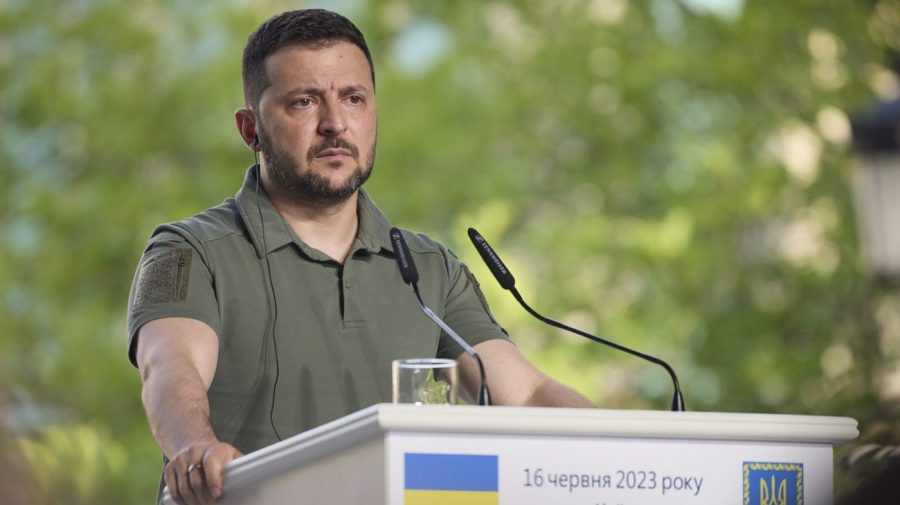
[743,462,803,505]
[759,473,787,505]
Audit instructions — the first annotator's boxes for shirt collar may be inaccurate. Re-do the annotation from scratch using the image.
[235,165,394,259]
[355,187,395,255]
[235,165,293,258]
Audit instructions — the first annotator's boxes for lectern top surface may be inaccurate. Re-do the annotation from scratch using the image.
[365,404,858,445]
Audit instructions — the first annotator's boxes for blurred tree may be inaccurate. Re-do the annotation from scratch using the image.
[1,0,898,501]
[1,0,267,501]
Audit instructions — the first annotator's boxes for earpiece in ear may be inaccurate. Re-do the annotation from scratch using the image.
[252,134,260,150]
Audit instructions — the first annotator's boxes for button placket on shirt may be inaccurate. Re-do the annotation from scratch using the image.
[341,255,366,329]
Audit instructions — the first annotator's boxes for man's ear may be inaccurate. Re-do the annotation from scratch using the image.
[235,108,259,151]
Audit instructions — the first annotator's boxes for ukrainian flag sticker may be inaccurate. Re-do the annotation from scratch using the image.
[404,453,499,505]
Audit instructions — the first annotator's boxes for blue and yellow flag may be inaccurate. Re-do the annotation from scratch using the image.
[404,453,499,505]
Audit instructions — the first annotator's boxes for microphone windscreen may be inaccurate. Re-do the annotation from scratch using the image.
[390,227,419,285]
[467,228,516,290]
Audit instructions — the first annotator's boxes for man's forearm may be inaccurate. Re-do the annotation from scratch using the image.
[141,360,219,459]
[526,377,594,408]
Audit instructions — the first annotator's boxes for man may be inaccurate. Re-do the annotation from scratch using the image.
[127,9,592,505]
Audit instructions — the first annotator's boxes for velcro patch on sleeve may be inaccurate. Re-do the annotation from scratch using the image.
[133,247,193,309]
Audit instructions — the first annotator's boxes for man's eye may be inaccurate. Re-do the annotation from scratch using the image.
[294,97,312,107]
[348,95,363,104]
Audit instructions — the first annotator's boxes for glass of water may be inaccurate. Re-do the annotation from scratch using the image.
[392,358,459,405]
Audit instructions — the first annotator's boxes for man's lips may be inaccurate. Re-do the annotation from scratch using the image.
[316,148,352,158]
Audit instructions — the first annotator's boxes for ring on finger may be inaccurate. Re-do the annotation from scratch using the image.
[187,462,203,474]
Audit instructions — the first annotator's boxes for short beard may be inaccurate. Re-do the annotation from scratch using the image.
[259,127,375,207]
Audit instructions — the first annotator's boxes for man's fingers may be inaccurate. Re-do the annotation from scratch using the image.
[164,463,184,505]
[176,458,202,505]
[186,446,216,504]
[169,460,199,505]
[202,456,225,500]
[166,442,242,504]
[203,445,242,500]
[188,463,214,503]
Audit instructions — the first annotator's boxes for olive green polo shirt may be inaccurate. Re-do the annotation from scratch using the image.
[127,165,508,453]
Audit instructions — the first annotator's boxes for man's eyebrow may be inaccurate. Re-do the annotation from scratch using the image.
[339,84,370,94]
[284,86,324,98]
[283,84,371,98]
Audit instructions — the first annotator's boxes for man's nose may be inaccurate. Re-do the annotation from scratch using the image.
[317,100,348,137]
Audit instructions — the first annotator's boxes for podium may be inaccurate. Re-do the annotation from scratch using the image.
[163,404,857,505]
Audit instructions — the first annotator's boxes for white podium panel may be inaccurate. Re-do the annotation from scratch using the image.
[163,404,858,505]
[387,433,831,504]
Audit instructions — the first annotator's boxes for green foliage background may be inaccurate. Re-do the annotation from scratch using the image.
[2,0,900,502]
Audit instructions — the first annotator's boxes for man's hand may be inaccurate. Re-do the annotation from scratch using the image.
[165,441,243,505]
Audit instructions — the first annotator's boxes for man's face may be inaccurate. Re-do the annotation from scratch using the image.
[255,41,377,205]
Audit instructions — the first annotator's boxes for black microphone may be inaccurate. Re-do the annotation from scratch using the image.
[389,228,491,406]
[467,227,686,412]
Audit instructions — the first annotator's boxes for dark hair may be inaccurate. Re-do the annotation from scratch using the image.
[241,9,374,110]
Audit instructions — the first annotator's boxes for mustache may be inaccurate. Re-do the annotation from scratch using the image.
[307,137,359,161]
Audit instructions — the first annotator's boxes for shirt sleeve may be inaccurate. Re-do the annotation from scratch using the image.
[126,231,220,367]
[436,249,511,359]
